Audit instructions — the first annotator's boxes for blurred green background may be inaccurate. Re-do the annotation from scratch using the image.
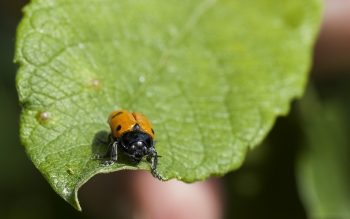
[1,1,349,218]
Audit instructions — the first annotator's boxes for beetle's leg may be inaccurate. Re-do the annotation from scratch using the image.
[97,133,113,145]
[146,141,158,162]
[95,136,114,159]
[152,169,163,181]
[146,154,152,163]
[146,148,162,166]
[94,143,112,159]
[95,134,116,159]
[146,148,163,180]
[146,148,155,166]
[152,152,159,170]
[146,141,158,163]
[97,139,108,145]
[99,141,118,166]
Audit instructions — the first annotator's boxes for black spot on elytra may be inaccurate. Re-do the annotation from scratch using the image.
[116,125,121,131]
[112,111,123,118]
[151,129,154,134]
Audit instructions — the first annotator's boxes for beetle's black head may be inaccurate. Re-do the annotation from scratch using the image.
[128,141,148,162]
[119,124,154,163]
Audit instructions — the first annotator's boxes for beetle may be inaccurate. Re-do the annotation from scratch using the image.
[95,110,162,180]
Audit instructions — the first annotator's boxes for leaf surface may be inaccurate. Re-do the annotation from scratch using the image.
[15,0,322,210]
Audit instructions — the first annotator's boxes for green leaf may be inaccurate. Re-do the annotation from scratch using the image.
[15,0,322,210]
[297,84,350,218]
